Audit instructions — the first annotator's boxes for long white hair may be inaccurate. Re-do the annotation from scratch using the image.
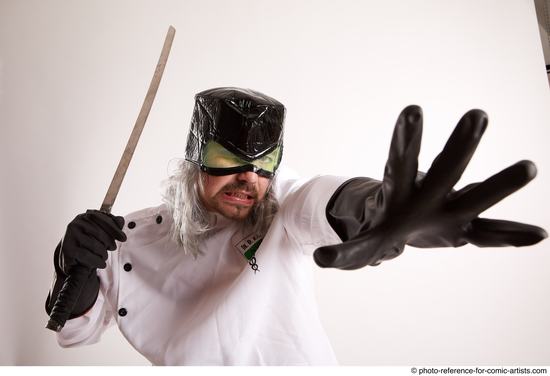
[162,160,279,258]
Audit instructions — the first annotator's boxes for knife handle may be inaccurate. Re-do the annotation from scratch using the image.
[46,265,94,332]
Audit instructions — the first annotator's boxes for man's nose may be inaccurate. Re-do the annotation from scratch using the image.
[236,171,259,184]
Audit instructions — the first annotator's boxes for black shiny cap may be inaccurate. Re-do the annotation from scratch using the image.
[185,87,286,164]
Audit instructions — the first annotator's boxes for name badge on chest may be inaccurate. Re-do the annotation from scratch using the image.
[231,231,264,273]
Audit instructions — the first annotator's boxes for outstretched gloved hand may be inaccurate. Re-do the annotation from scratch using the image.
[314,105,547,270]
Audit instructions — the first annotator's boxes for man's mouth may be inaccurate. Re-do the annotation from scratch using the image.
[222,191,255,205]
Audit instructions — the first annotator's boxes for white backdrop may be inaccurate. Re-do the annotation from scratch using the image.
[1,0,549,366]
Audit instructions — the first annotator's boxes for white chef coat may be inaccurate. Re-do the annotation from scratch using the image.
[57,173,349,365]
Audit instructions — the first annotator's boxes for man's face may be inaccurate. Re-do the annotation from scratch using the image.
[198,171,271,220]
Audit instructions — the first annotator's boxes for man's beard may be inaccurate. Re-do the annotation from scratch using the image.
[162,160,279,258]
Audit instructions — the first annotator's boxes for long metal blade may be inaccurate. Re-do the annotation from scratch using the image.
[46,26,176,332]
[100,25,176,213]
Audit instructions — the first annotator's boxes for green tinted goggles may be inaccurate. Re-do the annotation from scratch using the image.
[200,141,281,178]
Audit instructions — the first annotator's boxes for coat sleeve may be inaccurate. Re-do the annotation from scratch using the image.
[55,255,117,347]
[280,175,351,255]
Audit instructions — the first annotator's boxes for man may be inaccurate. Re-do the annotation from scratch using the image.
[46,87,547,365]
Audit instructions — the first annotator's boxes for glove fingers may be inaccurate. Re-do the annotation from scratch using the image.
[314,230,403,269]
[63,244,107,270]
[421,109,488,198]
[85,210,127,242]
[314,241,366,270]
[465,218,548,247]
[77,247,107,269]
[73,219,118,252]
[77,231,116,256]
[382,105,423,207]
[112,215,125,229]
[451,160,537,216]
[448,182,479,200]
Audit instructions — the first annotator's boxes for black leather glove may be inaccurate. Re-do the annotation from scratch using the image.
[314,105,547,270]
[45,210,126,318]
